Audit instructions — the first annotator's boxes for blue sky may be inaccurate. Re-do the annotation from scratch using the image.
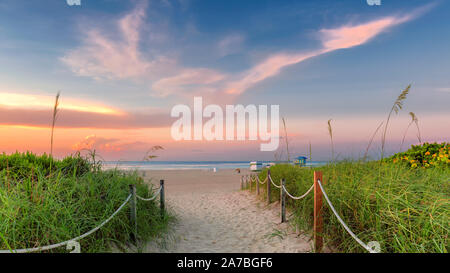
[0,0,448,160]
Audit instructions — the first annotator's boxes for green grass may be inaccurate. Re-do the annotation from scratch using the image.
[251,160,449,253]
[0,152,171,253]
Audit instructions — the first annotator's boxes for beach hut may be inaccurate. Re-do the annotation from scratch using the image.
[249,161,263,171]
[294,156,308,166]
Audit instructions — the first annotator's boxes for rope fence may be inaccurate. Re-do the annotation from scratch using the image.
[136,186,162,201]
[258,176,268,184]
[283,183,314,200]
[268,174,282,189]
[0,180,166,254]
[242,170,380,253]
[316,179,380,253]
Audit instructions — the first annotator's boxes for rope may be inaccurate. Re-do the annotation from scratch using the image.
[268,174,281,189]
[136,187,162,202]
[0,194,132,253]
[316,179,380,253]
[257,176,268,185]
[282,184,314,200]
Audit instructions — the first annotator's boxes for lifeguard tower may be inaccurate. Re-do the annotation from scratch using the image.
[294,156,307,167]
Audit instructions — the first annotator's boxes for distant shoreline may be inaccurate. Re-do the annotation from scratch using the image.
[102,160,327,171]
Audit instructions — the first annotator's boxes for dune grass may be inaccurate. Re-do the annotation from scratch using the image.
[252,159,449,253]
[245,85,448,252]
[0,152,171,253]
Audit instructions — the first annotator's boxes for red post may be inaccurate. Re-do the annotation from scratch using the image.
[314,171,323,253]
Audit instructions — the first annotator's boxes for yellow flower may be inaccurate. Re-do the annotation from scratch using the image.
[432,154,437,157]
[411,163,417,168]
[425,151,430,155]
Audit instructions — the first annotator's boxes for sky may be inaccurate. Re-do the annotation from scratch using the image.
[0,0,449,161]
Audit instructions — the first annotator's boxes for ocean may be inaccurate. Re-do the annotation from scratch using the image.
[102,161,326,171]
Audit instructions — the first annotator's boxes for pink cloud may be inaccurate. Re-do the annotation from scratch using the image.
[225,51,322,95]
[152,68,226,97]
[61,3,176,80]
[225,13,416,95]
[320,15,412,51]
[62,3,424,100]
[61,3,225,98]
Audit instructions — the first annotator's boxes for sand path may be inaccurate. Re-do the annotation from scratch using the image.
[141,170,312,253]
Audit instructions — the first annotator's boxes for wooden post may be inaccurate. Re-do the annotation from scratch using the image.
[256,175,260,195]
[281,179,286,223]
[267,169,271,204]
[314,171,323,253]
[160,180,165,219]
[129,184,137,243]
[249,175,252,192]
[240,176,244,190]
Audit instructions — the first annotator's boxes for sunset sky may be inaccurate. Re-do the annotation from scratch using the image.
[0,0,449,161]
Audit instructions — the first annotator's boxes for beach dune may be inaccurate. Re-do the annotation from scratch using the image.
[141,169,313,253]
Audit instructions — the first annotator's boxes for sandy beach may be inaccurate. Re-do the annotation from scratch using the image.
[139,169,313,253]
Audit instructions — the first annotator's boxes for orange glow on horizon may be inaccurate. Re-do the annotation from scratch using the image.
[0,113,448,160]
[0,92,124,116]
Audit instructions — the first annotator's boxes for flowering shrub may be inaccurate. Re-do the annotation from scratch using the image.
[386,142,449,168]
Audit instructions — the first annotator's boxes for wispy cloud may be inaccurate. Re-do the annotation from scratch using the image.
[319,15,412,51]
[61,3,176,81]
[225,13,417,95]
[62,3,427,99]
[224,50,322,95]
[217,33,245,57]
[152,68,226,97]
[156,9,424,97]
